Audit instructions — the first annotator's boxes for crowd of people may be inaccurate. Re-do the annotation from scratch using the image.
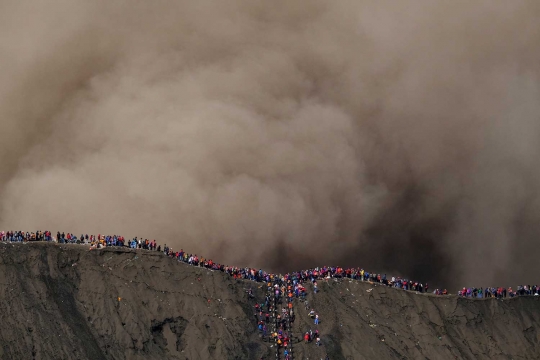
[0,231,160,250]
[250,265,325,359]
[457,285,540,298]
[4,229,539,359]
[1,230,538,301]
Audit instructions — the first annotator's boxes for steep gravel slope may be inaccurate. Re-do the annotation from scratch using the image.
[0,243,538,360]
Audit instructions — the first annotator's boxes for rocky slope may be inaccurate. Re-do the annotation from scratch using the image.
[0,242,539,360]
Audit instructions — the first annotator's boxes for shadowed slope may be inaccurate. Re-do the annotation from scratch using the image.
[0,243,538,360]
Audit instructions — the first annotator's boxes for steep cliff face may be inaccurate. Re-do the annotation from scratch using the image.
[0,242,538,360]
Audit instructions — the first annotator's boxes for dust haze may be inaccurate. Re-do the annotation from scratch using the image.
[1,0,540,288]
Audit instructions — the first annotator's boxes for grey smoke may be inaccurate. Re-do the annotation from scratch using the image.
[1,0,540,288]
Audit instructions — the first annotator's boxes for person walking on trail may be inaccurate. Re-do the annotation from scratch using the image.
[315,314,319,325]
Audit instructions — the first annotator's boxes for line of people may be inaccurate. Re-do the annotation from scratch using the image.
[458,285,540,298]
[165,248,540,301]
[0,230,161,251]
[3,230,539,301]
[1,230,52,242]
[267,278,294,359]
[252,272,330,359]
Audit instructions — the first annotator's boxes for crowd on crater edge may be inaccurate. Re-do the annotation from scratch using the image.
[1,230,538,299]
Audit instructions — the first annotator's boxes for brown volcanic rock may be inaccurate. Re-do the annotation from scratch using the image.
[0,242,538,360]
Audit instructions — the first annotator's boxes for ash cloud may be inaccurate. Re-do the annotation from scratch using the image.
[1,0,540,288]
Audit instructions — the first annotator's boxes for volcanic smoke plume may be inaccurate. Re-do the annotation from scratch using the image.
[1,0,540,288]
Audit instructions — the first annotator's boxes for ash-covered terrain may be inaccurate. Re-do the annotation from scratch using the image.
[1,242,539,360]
